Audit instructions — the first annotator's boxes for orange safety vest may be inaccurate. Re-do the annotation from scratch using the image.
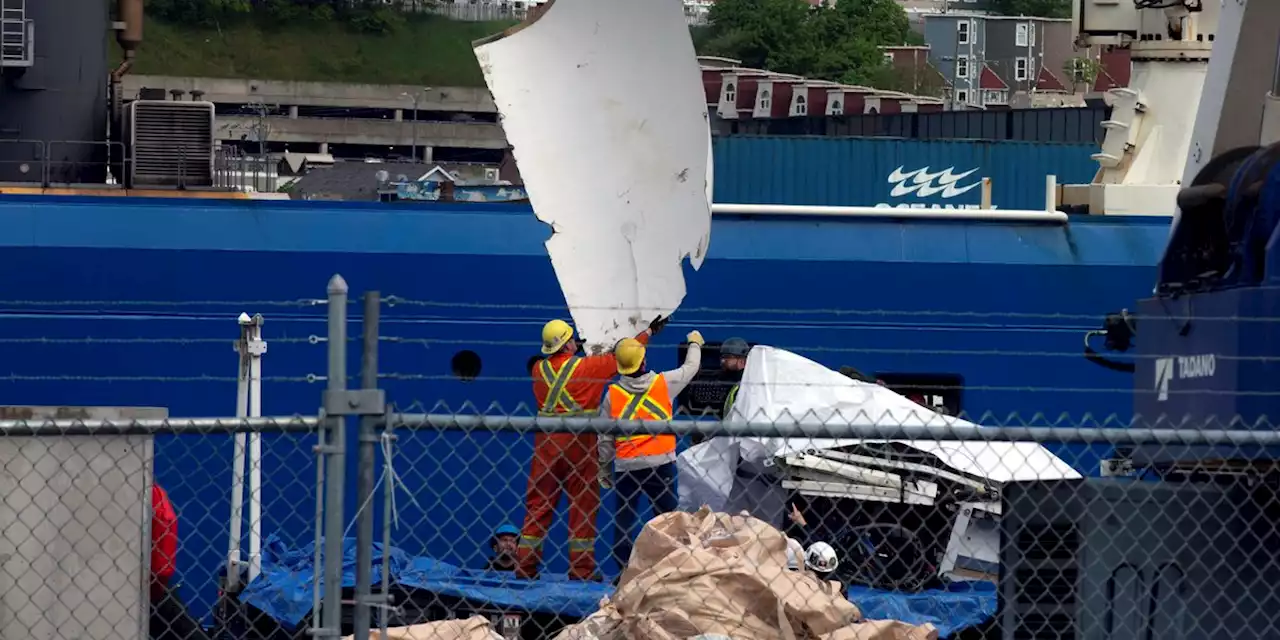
[607,375,676,459]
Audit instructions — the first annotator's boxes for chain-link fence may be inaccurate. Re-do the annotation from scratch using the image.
[6,279,1280,640]
[311,286,1280,640]
[0,283,338,640]
[355,411,1280,640]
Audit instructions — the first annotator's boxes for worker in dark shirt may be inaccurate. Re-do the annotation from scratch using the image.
[688,337,750,445]
[717,337,750,419]
[484,524,520,572]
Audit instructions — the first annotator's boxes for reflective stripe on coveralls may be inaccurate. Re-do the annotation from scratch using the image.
[538,357,588,417]
[608,375,676,459]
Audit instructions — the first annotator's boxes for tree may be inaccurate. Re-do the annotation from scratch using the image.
[147,0,405,33]
[699,0,917,86]
[147,0,250,25]
[1063,56,1102,92]
[985,0,1071,19]
[702,0,818,75]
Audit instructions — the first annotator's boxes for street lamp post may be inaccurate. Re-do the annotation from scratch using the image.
[410,93,420,162]
[402,87,432,162]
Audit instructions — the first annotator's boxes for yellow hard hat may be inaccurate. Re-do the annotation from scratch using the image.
[616,338,646,375]
[541,319,575,354]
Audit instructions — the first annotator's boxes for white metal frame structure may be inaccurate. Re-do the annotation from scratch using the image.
[1176,0,1280,238]
[1067,0,1280,217]
[0,0,33,68]
[227,313,267,590]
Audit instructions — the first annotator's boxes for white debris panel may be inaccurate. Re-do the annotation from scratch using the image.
[474,0,713,351]
[727,346,1082,482]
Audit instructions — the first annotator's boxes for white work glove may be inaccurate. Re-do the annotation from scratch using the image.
[686,330,705,346]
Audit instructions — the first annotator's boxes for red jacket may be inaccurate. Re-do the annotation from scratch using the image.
[151,484,178,592]
[532,331,651,412]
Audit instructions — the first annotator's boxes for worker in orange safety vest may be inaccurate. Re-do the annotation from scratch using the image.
[598,329,703,573]
[517,315,669,580]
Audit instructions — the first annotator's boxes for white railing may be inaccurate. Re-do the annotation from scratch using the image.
[421,3,531,22]
[419,1,710,25]
[0,0,32,67]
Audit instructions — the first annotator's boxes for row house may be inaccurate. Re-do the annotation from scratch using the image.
[920,13,1131,109]
[700,59,946,122]
[922,13,1076,109]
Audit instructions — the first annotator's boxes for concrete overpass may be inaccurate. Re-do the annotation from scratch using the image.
[124,75,507,152]
[217,115,508,151]
[123,75,498,112]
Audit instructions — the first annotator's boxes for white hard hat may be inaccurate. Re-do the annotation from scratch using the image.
[805,541,839,573]
[785,537,804,570]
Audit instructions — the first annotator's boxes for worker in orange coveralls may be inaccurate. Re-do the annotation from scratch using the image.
[517,315,669,580]
[151,483,209,640]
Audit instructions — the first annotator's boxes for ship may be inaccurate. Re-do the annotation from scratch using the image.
[0,0,1173,622]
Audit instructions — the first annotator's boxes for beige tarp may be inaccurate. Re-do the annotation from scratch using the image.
[554,508,938,640]
[343,616,503,640]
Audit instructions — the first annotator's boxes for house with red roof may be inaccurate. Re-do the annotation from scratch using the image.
[977,64,1009,109]
[699,57,946,124]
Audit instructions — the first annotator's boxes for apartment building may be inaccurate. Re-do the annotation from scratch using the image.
[922,14,1075,109]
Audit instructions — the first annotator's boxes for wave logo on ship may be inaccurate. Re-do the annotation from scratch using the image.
[877,165,987,210]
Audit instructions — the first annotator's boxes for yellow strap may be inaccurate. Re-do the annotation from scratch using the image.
[538,357,583,415]
[723,384,739,416]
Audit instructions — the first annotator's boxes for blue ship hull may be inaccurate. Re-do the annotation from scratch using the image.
[0,195,1168,618]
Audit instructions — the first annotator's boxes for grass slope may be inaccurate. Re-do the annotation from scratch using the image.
[114,17,515,86]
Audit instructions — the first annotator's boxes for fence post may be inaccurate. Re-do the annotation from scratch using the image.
[316,278,387,640]
[227,315,253,593]
[247,313,267,583]
[321,275,349,640]
[353,291,382,640]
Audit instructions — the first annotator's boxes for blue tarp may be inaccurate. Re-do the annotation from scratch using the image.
[240,537,994,638]
[240,536,612,629]
[846,583,996,638]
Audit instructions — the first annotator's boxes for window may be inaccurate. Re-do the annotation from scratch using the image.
[830,99,842,113]
[724,82,736,103]
[1015,57,1029,81]
[1067,57,1090,83]
[883,52,895,64]
[759,89,771,110]
[795,94,807,115]
[955,56,969,79]
[451,350,482,381]
[957,20,970,45]
[1015,23,1029,47]
[982,90,1007,105]
[955,89,969,105]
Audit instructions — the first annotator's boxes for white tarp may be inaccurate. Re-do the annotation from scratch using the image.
[725,346,1081,483]
[474,0,713,351]
[676,437,787,526]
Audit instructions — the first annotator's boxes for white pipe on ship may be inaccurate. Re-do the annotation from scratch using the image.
[712,203,1068,223]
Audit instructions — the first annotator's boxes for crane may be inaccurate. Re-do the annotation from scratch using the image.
[1080,0,1280,470]
[1062,0,1280,216]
